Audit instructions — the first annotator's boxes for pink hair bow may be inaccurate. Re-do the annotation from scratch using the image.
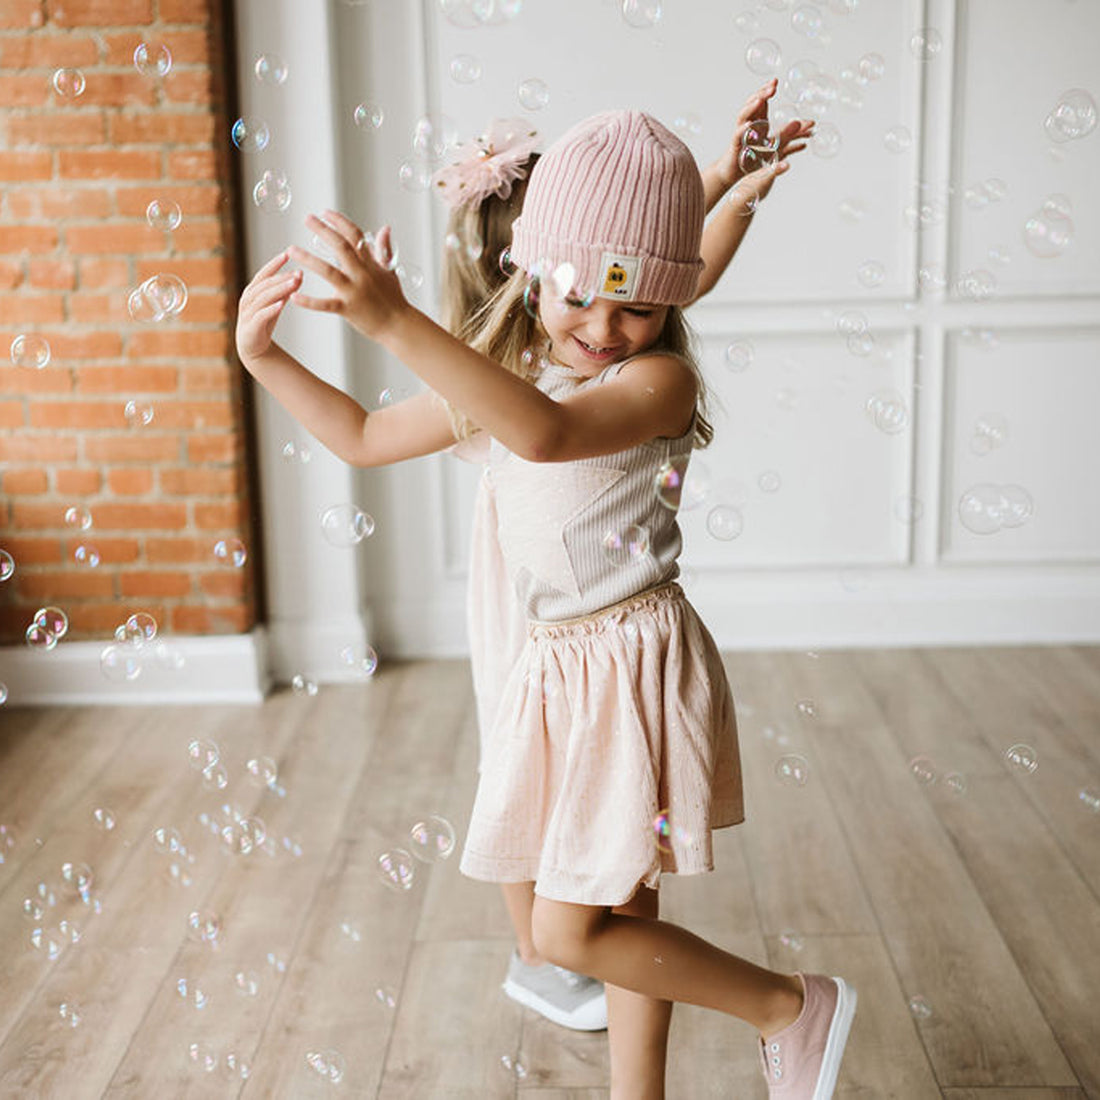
[432,117,540,209]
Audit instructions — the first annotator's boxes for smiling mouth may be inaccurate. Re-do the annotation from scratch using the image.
[575,337,618,357]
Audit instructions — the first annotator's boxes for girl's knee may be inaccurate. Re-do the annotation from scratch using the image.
[530,898,601,971]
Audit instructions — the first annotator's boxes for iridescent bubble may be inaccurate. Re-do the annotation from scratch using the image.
[282,834,304,858]
[724,340,754,372]
[201,762,228,791]
[500,1054,528,1080]
[653,809,673,853]
[439,0,481,27]
[472,0,524,24]
[1023,204,1073,258]
[0,683,7,705]
[790,4,823,38]
[0,550,14,581]
[339,919,362,943]
[375,986,397,1008]
[176,977,208,1010]
[706,505,744,541]
[908,994,933,1019]
[134,40,172,78]
[60,861,94,897]
[621,0,662,28]
[125,611,158,645]
[214,538,247,567]
[26,622,58,652]
[254,53,288,85]
[354,101,384,130]
[152,825,183,855]
[186,909,222,945]
[320,504,375,548]
[11,333,51,369]
[412,113,459,164]
[146,198,182,231]
[339,643,379,678]
[58,1001,82,1028]
[746,38,782,76]
[24,896,45,921]
[969,412,1008,456]
[128,274,188,322]
[408,815,456,863]
[92,807,116,831]
[1004,743,1037,774]
[811,121,842,158]
[187,739,219,771]
[305,1050,346,1085]
[757,469,781,493]
[517,77,549,111]
[838,197,866,223]
[602,524,650,567]
[450,53,482,84]
[32,606,67,641]
[123,399,155,426]
[733,9,758,33]
[778,929,804,951]
[234,969,261,996]
[378,848,415,891]
[909,755,937,785]
[246,756,278,788]
[1078,787,1100,814]
[857,260,885,288]
[281,441,312,464]
[399,159,431,192]
[836,310,868,336]
[909,27,942,61]
[231,117,270,152]
[864,390,909,434]
[64,505,92,531]
[291,674,318,697]
[955,268,996,300]
[944,771,967,795]
[775,754,809,786]
[52,67,85,98]
[30,927,65,960]
[253,169,292,213]
[883,126,912,153]
[266,951,287,973]
[857,53,885,82]
[396,262,424,292]
[222,1052,251,1081]
[1044,88,1097,142]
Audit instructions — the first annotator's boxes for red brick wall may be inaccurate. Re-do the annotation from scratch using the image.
[0,0,256,641]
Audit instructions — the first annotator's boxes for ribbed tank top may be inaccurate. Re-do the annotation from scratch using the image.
[487,356,695,622]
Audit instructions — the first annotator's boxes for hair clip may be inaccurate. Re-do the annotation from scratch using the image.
[432,117,540,209]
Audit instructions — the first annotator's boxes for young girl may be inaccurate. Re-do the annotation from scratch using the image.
[433,87,814,1035]
[236,110,854,1098]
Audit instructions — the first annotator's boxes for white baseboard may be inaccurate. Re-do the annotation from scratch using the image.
[0,629,270,707]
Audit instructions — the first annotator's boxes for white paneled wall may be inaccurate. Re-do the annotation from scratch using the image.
[233,0,1100,677]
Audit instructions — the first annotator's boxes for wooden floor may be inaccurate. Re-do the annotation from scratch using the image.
[0,646,1098,1099]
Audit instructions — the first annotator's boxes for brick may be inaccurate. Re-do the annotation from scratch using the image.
[0,74,51,107]
[8,186,112,220]
[193,501,243,529]
[9,501,67,528]
[55,468,102,495]
[145,400,234,430]
[0,35,98,69]
[102,29,209,67]
[119,570,191,597]
[69,291,130,324]
[76,364,177,393]
[0,226,59,253]
[62,602,140,635]
[17,570,115,598]
[163,291,230,324]
[160,467,236,495]
[71,72,157,108]
[59,149,160,181]
[75,501,187,530]
[28,259,76,290]
[48,0,153,27]
[0,434,78,462]
[63,536,141,564]
[0,260,24,290]
[167,149,215,180]
[0,1,46,29]
[106,467,153,495]
[46,331,122,359]
[0,365,72,394]
[8,113,106,146]
[111,113,216,147]
[200,570,248,598]
[78,257,131,290]
[0,153,51,183]
[129,329,226,358]
[170,604,253,634]
[146,536,216,564]
[29,401,127,429]
[159,0,207,23]
[3,469,49,494]
[0,295,64,324]
[0,401,25,427]
[182,363,234,392]
[162,70,214,106]
[66,224,165,255]
[116,183,222,221]
[0,537,62,565]
[186,432,238,463]
[136,257,223,288]
[167,218,224,253]
[83,434,179,463]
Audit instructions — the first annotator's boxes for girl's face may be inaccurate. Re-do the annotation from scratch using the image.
[539,289,669,376]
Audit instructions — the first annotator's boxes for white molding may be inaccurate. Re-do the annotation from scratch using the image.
[0,630,270,707]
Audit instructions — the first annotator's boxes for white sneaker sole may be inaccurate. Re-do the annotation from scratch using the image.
[501,977,608,1031]
[813,977,857,1100]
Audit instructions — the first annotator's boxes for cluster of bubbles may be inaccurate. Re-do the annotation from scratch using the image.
[50,37,170,106]
[25,605,69,651]
[127,273,188,323]
[253,169,293,214]
[500,1052,529,1080]
[99,611,184,683]
[22,861,102,964]
[186,1043,252,1081]
[377,814,456,891]
[957,483,1033,536]
[305,1049,346,1084]
[320,503,376,548]
[438,0,523,30]
[907,756,967,794]
[602,524,650,568]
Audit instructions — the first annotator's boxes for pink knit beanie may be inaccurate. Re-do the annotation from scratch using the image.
[508,110,705,306]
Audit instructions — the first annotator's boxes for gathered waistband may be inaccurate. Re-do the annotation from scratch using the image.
[528,581,685,640]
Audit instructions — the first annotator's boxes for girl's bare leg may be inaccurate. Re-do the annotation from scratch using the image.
[500,881,542,964]
[531,897,803,1038]
[606,885,672,1100]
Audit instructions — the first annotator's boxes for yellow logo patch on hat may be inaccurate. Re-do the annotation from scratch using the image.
[598,252,640,300]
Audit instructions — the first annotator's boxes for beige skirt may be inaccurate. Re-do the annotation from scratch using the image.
[460,581,744,907]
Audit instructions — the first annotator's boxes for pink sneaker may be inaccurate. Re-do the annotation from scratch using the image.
[758,972,857,1099]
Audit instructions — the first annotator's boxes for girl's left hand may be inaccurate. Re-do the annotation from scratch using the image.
[289,210,409,340]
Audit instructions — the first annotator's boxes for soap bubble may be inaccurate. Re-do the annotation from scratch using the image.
[733,10,758,33]
[0,550,14,581]
[254,53,288,85]
[450,54,482,83]
[187,739,219,771]
[1044,88,1096,142]
[779,929,804,951]
[1023,204,1073,258]
[909,756,937,784]
[746,38,782,75]
[246,756,278,788]
[375,986,397,1008]
[378,849,415,891]
[92,807,116,831]
[654,455,709,511]
[231,117,270,152]
[790,4,823,38]
[339,643,379,678]
[146,198,182,230]
[724,340,754,372]
[909,27,942,61]
[865,390,909,434]
[186,909,222,945]
[955,268,996,300]
[908,995,933,1019]
[944,771,967,795]
[202,762,228,791]
[176,977,208,1010]
[408,815,456,862]
[1079,788,1100,813]
[291,674,318,697]
[757,469,781,493]
[65,506,93,531]
[222,1052,251,1081]
[673,111,703,141]
[234,969,261,996]
[621,0,662,28]
[411,113,459,164]
[811,121,842,158]
[214,538,247,567]
[26,620,57,651]
[253,169,292,213]
[602,525,650,567]
[305,1049,346,1085]
[500,1053,528,1080]
[320,504,375,547]
[1004,743,1037,774]
[399,160,431,192]
[857,260,885,288]
[354,103,384,132]
[124,399,155,425]
[58,1001,82,1028]
[60,861,94,896]
[0,683,7,705]
[850,331,876,358]
[128,274,188,322]
[11,333,51,369]
[883,126,912,153]
[52,67,85,98]
[33,606,68,641]
[775,754,809,786]
[706,505,744,541]
[857,53,885,82]
[134,40,172,78]
[517,78,549,111]
[125,612,158,645]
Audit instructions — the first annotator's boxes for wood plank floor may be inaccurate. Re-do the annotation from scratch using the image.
[0,646,1097,1099]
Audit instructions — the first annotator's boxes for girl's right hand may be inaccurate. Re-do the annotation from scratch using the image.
[235,251,303,363]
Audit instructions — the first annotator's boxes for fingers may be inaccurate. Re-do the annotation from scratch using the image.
[304,212,358,268]
[320,209,367,250]
[247,273,301,314]
[240,264,298,312]
[290,290,344,313]
[252,250,289,281]
[288,244,349,288]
